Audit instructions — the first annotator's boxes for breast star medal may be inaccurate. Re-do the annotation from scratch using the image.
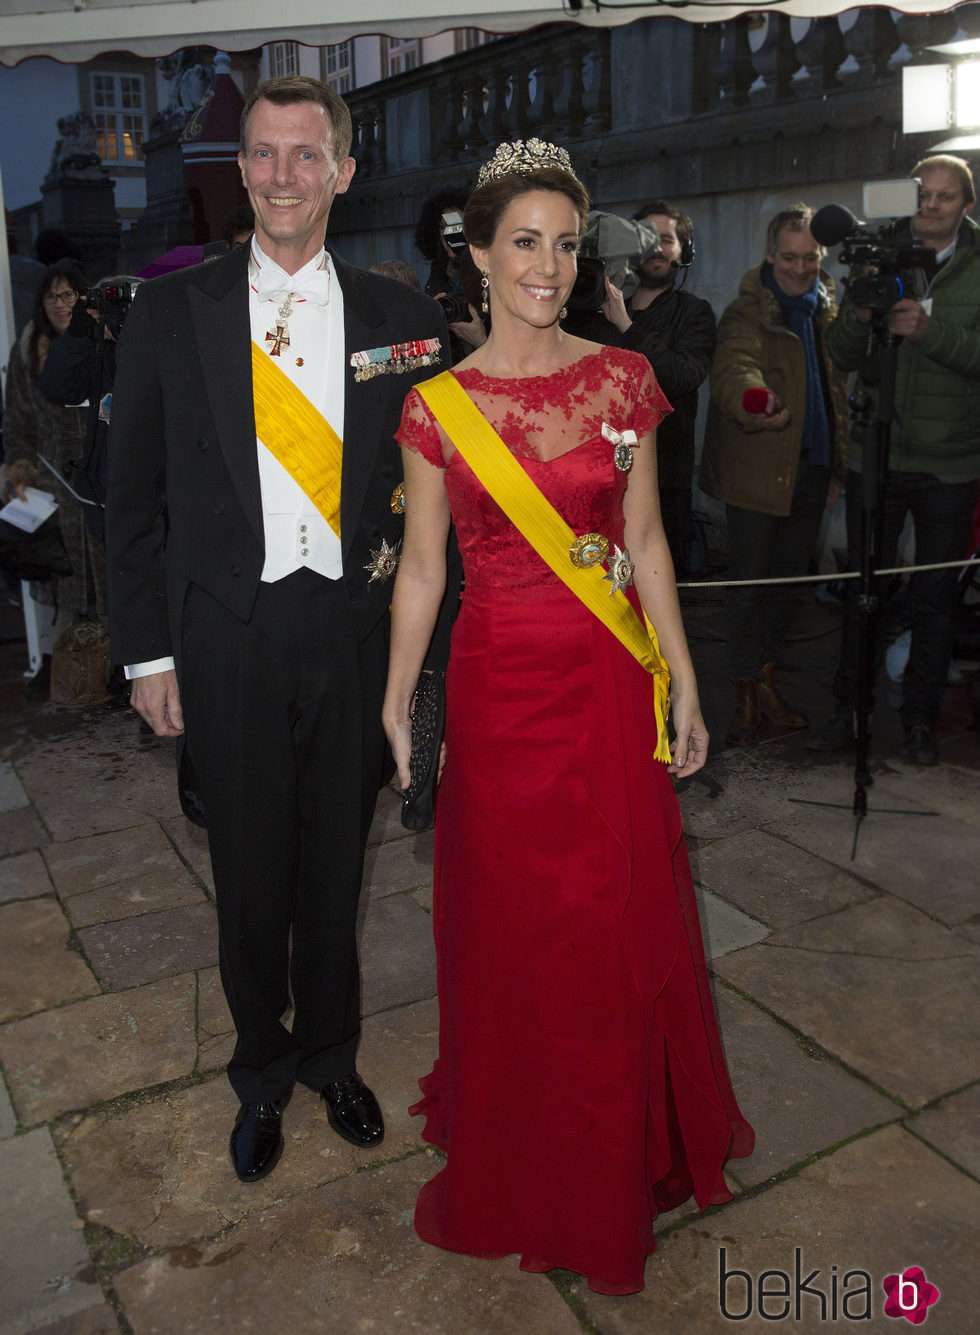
[569,532,610,569]
[364,537,402,583]
[603,545,634,594]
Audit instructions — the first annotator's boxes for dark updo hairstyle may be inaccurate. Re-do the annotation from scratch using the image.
[27,261,89,375]
[462,167,591,252]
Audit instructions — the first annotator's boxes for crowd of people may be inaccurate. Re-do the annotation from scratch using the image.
[2,71,977,1296]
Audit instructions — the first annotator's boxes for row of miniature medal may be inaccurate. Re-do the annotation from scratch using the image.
[364,427,639,590]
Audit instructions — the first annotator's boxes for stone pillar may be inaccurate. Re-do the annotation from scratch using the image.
[39,112,118,279]
[181,52,248,246]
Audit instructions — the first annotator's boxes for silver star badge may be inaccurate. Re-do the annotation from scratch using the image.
[604,545,634,594]
[364,537,402,583]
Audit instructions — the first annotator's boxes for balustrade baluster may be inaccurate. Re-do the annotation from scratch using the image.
[478,67,511,145]
[581,35,611,132]
[842,10,900,81]
[712,18,755,107]
[752,14,801,100]
[434,77,466,161]
[794,17,847,93]
[509,58,533,139]
[459,75,489,153]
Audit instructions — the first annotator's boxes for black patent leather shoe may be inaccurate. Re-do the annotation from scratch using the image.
[229,1099,287,1182]
[319,1073,384,1148]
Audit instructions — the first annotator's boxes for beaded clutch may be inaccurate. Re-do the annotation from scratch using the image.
[401,669,446,832]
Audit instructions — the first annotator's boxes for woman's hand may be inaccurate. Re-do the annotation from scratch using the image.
[3,460,36,501]
[667,691,709,777]
[384,711,414,792]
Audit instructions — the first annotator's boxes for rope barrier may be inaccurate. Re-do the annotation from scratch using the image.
[676,554,980,591]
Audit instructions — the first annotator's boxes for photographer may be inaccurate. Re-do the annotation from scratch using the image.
[598,200,716,575]
[38,276,137,543]
[702,205,849,747]
[414,189,486,362]
[808,155,980,765]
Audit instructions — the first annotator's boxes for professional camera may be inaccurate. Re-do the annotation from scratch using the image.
[441,210,467,256]
[85,279,141,339]
[567,212,660,312]
[810,181,933,313]
[435,292,471,324]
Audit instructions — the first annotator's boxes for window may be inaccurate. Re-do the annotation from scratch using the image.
[91,72,146,164]
[270,42,299,78]
[322,41,354,94]
[456,29,487,53]
[385,38,421,77]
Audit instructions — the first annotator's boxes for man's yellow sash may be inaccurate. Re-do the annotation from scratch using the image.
[416,371,671,763]
[251,341,343,539]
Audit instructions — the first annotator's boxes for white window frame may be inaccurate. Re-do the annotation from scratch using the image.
[270,42,299,78]
[385,37,421,77]
[90,71,146,165]
[322,40,354,94]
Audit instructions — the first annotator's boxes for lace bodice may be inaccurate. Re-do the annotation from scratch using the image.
[397,347,671,597]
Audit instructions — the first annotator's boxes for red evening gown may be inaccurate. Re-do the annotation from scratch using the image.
[397,347,754,1295]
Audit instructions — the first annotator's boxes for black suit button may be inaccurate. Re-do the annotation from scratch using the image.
[370,526,381,539]
[381,464,394,478]
[213,501,225,515]
[198,437,209,451]
[230,564,241,577]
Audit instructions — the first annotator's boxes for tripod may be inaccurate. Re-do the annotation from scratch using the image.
[793,313,937,857]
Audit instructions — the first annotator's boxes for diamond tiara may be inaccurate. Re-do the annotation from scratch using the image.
[476,138,580,189]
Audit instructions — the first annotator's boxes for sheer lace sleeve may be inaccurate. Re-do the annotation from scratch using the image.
[628,352,673,437]
[396,386,448,469]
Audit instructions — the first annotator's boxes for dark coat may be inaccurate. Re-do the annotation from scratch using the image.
[105,242,447,672]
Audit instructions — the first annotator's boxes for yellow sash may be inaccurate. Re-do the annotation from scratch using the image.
[416,371,672,763]
[251,341,343,540]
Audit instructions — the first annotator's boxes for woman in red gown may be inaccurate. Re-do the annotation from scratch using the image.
[383,142,754,1296]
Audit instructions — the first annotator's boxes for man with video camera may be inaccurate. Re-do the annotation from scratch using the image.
[589,200,716,576]
[808,155,980,765]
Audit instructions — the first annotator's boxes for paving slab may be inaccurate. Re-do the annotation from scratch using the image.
[694,828,876,929]
[0,760,29,812]
[765,768,980,926]
[713,922,980,1109]
[113,1153,583,1335]
[62,999,440,1251]
[159,816,213,893]
[366,783,406,847]
[906,1082,980,1179]
[695,888,769,959]
[0,1074,16,1140]
[44,824,206,929]
[0,805,50,859]
[75,902,218,990]
[712,988,899,1187]
[14,715,182,842]
[359,892,437,1017]
[26,1307,121,1335]
[0,849,54,905]
[763,895,978,961]
[676,748,822,843]
[0,975,197,1126]
[578,1125,978,1332]
[0,1127,102,1335]
[195,966,234,1075]
[0,899,99,1023]
[362,827,433,902]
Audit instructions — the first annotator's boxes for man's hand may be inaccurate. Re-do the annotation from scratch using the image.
[888,298,930,340]
[601,278,632,334]
[448,303,487,349]
[827,476,843,512]
[130,668,184,737]
[749,404,791,431]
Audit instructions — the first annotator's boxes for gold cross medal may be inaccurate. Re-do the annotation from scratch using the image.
[364,537,402,583]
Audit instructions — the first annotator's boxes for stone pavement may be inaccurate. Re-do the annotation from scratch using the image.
[0,585,978,1335]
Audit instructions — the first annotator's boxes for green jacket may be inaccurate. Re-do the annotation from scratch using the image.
[701,264,849,518]
[826,215,980,475]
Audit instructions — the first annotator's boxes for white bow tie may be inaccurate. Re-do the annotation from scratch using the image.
[256,263,331,307]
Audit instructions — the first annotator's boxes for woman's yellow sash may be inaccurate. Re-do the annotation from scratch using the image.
[416,371,671,763]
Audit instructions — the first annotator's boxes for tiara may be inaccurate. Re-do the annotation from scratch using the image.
[476,138,580,189]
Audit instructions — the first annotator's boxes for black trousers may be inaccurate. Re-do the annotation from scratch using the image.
[833,469,979,728]
[724,463,829,682]
[179,567,388,1102]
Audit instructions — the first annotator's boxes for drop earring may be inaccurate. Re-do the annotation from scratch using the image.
[559,305,568,320]
[480,270,489,316]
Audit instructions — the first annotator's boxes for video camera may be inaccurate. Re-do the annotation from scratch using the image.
[810,180,932,313]
[568,212,661,312]
[84,279,141,339]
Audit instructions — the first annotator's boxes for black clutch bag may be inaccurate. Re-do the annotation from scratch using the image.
[0,515,72,582]
[401,669,446,832]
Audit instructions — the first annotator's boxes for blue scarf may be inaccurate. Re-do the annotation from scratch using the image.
[762,265,829,467]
